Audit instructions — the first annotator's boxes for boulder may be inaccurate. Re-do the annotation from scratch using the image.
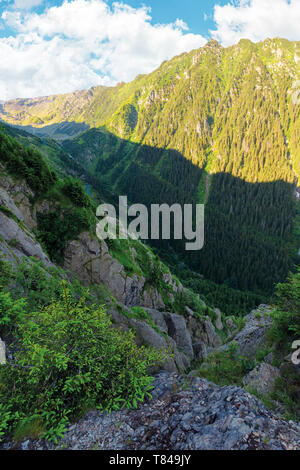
[217,306,273,360]
[243,363,280,395]
[163,312,194,358]
[214,308,223,331]
[225,317,236,331]
[128,318,178,373]
[144,308,168,334]
[185,315,222,348]
[0,212,51,265]
[185,306,194,317]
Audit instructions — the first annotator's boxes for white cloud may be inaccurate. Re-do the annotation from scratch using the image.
[211,0,300,46]
[0,0,206,100]
[13,0,43,9]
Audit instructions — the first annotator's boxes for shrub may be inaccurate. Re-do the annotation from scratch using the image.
[36,207,94,263]
[0,290,27,337]
[61,178,92,208]
[198,342,255,387]
[269,268,300,356]
[0,285,164,443]
[0,130,55,195]
[0,256,12,287]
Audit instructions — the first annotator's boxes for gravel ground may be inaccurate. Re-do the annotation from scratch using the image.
[2,372,300,451]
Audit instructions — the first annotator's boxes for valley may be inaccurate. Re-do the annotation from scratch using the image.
[0,36,299,450]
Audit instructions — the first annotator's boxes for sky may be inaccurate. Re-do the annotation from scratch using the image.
[0,0,299,100]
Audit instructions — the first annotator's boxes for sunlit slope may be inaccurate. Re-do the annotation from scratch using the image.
[1,39,299,182]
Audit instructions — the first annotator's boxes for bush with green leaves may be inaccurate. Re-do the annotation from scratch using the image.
[14,257,85,310]
[0,291,27,338]
[36,206,94,263]
[0,128,55,195]
[0,256,12,288]
[197,342,255,387]
[0,285,164,443]
[60,177,92,209]
[269,268,300,357]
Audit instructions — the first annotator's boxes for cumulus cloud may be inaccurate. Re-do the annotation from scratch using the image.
[13,0,43,10]
[211,0,300,46]
[0,0,206,100]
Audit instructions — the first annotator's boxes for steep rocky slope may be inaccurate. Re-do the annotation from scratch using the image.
[0,156,225,374]
[3,372,300,451]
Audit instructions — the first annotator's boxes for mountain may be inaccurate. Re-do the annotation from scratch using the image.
[2,38,298,297]
[0,87,300,446]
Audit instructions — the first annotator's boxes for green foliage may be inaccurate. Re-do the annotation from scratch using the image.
[14,258,85,310]
[179,288,207,317]
[198,342,256,387]
[0,285,164,443]
[269,268,300,356]
[0,128,56,195]
[36,207,94,264]
[60,178,92,209]
[0,290,27,335]
[270,365,300,421]
[0,256,12,288]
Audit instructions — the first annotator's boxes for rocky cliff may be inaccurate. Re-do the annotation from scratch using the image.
[0,167,223,373]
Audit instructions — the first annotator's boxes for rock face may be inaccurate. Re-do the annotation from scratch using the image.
[163,313,194,358]
[243,363,280,395]
[0,338,6,365]
[129,318,189,373]
[186,315,222,349]
[0,212,51,266]
[7,372,300,451]
[63,232,166,309]
[217,305,273,360]
[0,170,36,230]
[109,305,221,372]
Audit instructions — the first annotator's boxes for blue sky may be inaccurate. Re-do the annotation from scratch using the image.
[0,0,228,37]
[0,0,299,100]
[105,0,229,36]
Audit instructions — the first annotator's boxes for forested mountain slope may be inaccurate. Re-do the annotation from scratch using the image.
[1,38,299,296]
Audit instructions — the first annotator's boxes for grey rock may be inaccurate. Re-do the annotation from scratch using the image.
[193,341,207,361]
[243,363,280,395]
[0,188,24,222]
[186,315,222,348]
[185,306,194,317]
[144,308,168,334]
[163,312,194,358]
[217,306,273,359]
[225,317,236,330]
[128,318,177,372]
[214,308,223,331]
[0,212,51,265]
